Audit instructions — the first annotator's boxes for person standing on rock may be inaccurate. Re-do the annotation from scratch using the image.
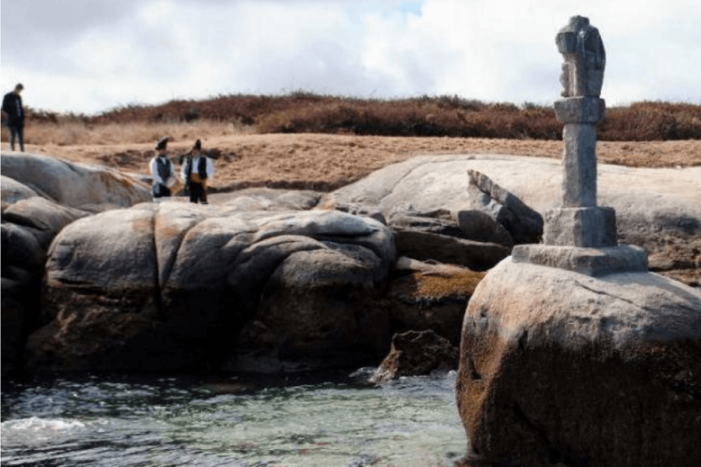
[181,139,213,204]
[2,83,25,152]
[149,137,176,200]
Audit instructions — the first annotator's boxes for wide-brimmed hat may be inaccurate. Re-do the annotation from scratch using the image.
[156,137,168,150]
[192,139,202,151]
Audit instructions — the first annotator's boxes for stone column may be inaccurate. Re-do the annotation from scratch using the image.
[555,97,605,208]
[543,16,616,249]
[544,96,617,248]
[511,16,647,276]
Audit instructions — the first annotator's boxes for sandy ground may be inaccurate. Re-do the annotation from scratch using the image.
[14,134,701,192]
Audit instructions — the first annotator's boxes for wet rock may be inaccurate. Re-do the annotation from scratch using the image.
[388,257,484,345]
[27,204,175,372]
[1,155,153,373]
[371,330,458,384]
[29,203,395,373]
[455,258,701,466]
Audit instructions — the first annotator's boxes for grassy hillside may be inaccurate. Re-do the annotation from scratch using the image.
[16,93,701,144]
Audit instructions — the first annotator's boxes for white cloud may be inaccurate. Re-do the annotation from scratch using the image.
[1,0,699,114]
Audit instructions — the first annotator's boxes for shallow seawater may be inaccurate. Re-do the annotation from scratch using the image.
[1,371,466,466]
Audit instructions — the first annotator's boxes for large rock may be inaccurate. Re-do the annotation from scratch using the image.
[3,196,88,248]
[323,155,701,285]
[455,258,701,466]
[1,201,86,373]
[28,204,176,372]
[1,153,150,211]
[28,203,395,372]
[2,155,153,374]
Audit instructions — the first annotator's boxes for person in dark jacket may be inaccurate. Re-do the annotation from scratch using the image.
[2,84,25,152]
[148,137,176,200]
[181,139,214,204]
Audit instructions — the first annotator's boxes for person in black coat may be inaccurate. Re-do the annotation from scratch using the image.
[2,83,25,152]
[181,139,214,204]
[149,137,176,200]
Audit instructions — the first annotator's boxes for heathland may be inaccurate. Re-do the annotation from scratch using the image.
[4,93,701,191]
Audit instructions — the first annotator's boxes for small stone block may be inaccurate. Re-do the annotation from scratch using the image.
[512,244,648,276]
[554,97,605,124]
[544,207,617,247]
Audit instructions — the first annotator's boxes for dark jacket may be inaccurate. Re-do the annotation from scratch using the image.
[2,92,24,127]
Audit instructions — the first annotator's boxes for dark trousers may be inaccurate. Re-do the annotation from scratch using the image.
[152,183,171,199]
[7,125,24,152]
[189,182,208,204]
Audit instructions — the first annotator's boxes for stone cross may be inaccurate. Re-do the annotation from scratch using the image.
[556,16,606,99]
[512,15,648,276]
[544,16,616,248]
[554,16,606,209]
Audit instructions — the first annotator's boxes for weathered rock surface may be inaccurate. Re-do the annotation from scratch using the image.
[214,187,322,211]
[1,155,152,374]
[1,153,150,211]
[327,202,386,224]
[388,210,511,270]
[1,199,88,372]
[324,155,701,285]
[322,170,534,270]
[454,209,514,248]
[371,330,458,384]
[387,257,484,346]
[1,175,40,205]
[466,169,543,244]
[28,202,395,372]
[455,258,701,466]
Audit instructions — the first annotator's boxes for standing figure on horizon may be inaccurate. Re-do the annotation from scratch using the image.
[2,83,25,152]
[181,139,213,204]
[149,137,176,200]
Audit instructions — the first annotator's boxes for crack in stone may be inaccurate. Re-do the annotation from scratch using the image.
[572,279,662,315]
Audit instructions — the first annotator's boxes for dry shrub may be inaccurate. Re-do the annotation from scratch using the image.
[600,102,701,140]
[256,97,562,139]
[17,94,701,143]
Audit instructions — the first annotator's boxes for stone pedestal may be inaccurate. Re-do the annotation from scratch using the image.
[514,92,646,276]
[544,206,616,247]
[512,244,648,276]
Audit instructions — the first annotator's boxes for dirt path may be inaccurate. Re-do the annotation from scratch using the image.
[22,134,701,192]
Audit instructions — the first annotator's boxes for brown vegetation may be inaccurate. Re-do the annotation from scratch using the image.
[4,93,701,194]
[14,93,701,142]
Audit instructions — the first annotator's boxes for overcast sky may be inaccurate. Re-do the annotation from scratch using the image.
[2,0,700,115]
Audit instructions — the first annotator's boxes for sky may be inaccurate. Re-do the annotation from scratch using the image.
[2,0,700,115]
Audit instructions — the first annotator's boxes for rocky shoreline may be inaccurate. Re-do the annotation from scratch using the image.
[3,152,700,378]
